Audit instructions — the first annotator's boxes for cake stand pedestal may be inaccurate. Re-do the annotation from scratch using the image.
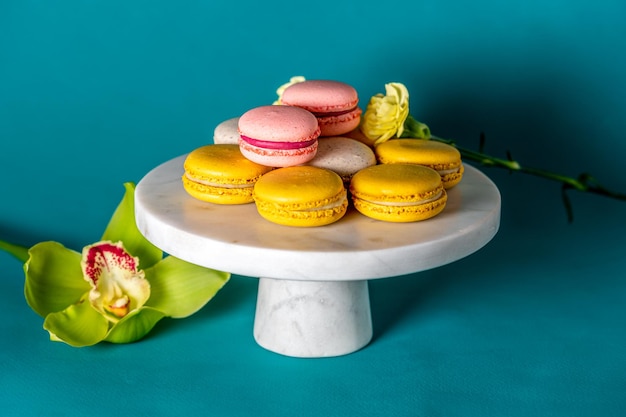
[135,155,501,358]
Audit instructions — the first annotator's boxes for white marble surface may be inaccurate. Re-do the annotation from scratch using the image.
[254,279,372,357]
[135,155,501,281]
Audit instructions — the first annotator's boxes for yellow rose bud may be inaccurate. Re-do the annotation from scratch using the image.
[360,82,410,145]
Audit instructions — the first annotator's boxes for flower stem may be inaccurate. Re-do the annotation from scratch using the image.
[428,133,626,201]
[0,239,29,263]
[401,115,626,221]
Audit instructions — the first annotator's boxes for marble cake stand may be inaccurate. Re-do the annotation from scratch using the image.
[135,155,501,358]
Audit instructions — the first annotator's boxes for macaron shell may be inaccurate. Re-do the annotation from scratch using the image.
[349,164,447,222]
[306,136,376,184]
[253,166,348,227]
[256,194,348,227]
[441,164,464,189]
[239,138,318,167]
[238,105,320,143]
[352,192,447,223]
[344,127,377,147]
[375,139,463,188]
[213,117,240,145]
[182,144,273,204]
[317,107,363,136]
[281,80,359,113]
[281,80,362,136]
[182,176,255,205]
[350,163,444,204]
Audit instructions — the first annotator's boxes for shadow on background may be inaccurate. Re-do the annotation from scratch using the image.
[1,222,95,253]
[367,234,508,342]
[151,274,258,338]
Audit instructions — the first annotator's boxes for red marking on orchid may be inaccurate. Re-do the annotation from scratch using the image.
[83,242,138,285]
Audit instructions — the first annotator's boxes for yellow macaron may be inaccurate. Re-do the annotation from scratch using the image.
[375,139,464,188]
[182,144,274,204]
[253,166,348,227]
[349,163,447,223]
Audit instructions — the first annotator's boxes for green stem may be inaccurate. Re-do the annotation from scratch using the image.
[0,239,30,263]
[401,116,626,202]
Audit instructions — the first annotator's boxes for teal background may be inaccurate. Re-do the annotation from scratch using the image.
[1,1,625,416]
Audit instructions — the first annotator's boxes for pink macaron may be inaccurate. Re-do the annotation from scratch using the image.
[238,105,321,167]
[280,80,362,137]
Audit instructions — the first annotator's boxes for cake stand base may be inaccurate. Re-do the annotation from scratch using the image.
[253,278,372,358]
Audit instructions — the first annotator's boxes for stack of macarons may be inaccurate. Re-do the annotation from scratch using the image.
[184,78,463,226]
[375,139,464,189]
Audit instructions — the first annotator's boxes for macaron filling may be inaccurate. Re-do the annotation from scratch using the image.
[240,135,318,150]
[292,190,347,212]
[357,190,444,207]
[310,106,359,117]
[183,173,256,189]
[435,166,462,176]
[255,188,348,224]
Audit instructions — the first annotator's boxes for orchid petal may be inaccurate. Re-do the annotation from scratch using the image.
[104,306,166,344]
[145,255,230,318]
[43,297,109,347]
[82,241,151,322]
[24,242,89,317]
[100,182,162,270]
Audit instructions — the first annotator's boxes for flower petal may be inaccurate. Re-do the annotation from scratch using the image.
[104,306,166,344]
[24,242,89,317]
[360,82,412,145]
[44,297,109,347]
[145,255,230,318]
[82,241,151,322]
[100,182,162,270]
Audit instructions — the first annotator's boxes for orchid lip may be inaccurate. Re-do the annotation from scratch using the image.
[81,241,150,323]
[83,242,137,285]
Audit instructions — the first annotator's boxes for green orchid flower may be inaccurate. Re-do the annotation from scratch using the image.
[0,182,230,347]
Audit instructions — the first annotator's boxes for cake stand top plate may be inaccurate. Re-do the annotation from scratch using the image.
[135,155,500,281]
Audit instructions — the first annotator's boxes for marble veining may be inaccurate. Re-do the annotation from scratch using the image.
[254,278,372,357]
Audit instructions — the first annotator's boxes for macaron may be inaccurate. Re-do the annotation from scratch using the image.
[280,80,362,137]
[253,166,348,227]
[305,136,376,186]
[375,139,464,189]
[238,105,321,167]
[213,117,240,145]
[182,144,274,204]
[349,164,447,223]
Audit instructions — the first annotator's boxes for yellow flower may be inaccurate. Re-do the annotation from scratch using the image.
[273,76,306,105]
[360,82,411,145]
